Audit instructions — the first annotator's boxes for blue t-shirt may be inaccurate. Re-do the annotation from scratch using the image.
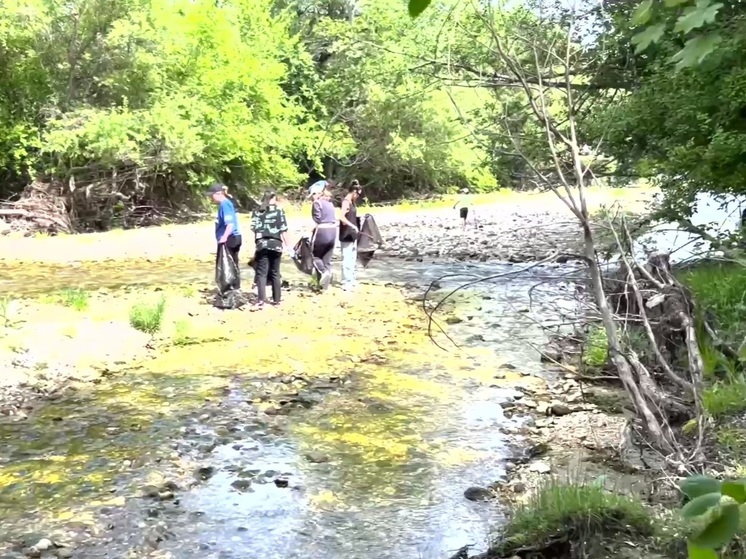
[215,199,240,241]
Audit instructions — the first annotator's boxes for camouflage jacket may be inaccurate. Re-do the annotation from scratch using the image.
[250,205,288,252]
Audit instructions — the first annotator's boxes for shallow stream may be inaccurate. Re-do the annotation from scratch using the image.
[0,257,583,558]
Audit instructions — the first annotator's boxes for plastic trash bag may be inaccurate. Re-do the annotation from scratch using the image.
[357,213,383,268]
[291,236,314,275]
[215,244,239,295]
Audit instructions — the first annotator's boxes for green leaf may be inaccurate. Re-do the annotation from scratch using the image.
[682,492,722,518]
[631,23,667,53]
[681,475,722,499]
[721,480,746,504]
[691,502,740,549]
[632,0,655,26]
[673,0,723,34]
[687,543,719,559]
[408,0,431,18]
[672,33,722,71]
[664,0,692,5]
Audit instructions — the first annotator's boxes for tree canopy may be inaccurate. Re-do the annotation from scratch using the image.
[0,0,744,228]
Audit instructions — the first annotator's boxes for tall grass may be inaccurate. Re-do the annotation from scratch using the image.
[680,262,746,418]
[129,296,166,335]
[491,480,654,556]
[59,287,89,311]
[680,262,746,347]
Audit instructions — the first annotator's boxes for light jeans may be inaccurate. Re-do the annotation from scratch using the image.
[340,241,357,289]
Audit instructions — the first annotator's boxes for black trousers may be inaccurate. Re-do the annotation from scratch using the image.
[216,235,242,290]
[254,248,282,303]
[311,227,336,277]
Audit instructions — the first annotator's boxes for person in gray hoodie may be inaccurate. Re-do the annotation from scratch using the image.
[308,180,336,290]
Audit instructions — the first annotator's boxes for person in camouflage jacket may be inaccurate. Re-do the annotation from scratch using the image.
[250,191,291,308]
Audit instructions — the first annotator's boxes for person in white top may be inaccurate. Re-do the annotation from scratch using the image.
[453,188,474,230]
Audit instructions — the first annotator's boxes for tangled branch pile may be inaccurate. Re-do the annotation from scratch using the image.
[603,246,708,464]
[0,167,208,235]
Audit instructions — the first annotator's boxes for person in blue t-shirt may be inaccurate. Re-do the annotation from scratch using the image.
[206,182,242,289]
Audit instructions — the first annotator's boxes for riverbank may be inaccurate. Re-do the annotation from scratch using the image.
[0,188,677,559]
[0,186,656,267]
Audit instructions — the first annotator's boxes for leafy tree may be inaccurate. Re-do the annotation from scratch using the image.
[591,11,746,222]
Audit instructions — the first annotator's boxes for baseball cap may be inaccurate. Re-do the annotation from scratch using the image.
[205,183,225,195]
[307,180,327,198]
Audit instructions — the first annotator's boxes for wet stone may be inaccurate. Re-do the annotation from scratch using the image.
[464,487,493,502]
[195,465,216,480]
[56,550,73,559]
[230,479,252,492]
[273,478,289,488]
[549,403,575,416]
[304,451,330,464]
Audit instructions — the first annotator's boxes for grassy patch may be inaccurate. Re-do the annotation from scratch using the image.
[59,287,89,311]
[129,296,166,335]
[702,379,746,418]
[491,481,655,557]
[172,319,195,346]
[680,262,746,348]
[716,426,746,460]
[679,263,746,422]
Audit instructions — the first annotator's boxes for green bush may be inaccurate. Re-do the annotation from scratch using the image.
[129,297,166,335]
[583,326,609,368]
[59,288,89,311]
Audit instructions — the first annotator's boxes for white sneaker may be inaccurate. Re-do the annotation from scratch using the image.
[321,271,332,290]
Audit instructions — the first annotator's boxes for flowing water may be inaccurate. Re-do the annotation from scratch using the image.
[0,257,583,558]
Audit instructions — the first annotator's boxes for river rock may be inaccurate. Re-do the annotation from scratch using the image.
[511,482,527,494]
[445,315,463,325]
[528,461,551,474]
[304,451,330,464]
[463,486,493,501]
[32,539,52,552]
[549,403,575,416]
[231,479,252,492]
[195,465,216,480]
[274,478,289,488]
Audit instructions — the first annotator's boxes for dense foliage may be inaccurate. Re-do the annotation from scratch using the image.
[594,1,746,220]
[1,0,745,226]
[0,0,499,222]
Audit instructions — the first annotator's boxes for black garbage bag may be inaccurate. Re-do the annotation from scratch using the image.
[291,236,314,275]
[215,244,239,295]
[357,213,383,268]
